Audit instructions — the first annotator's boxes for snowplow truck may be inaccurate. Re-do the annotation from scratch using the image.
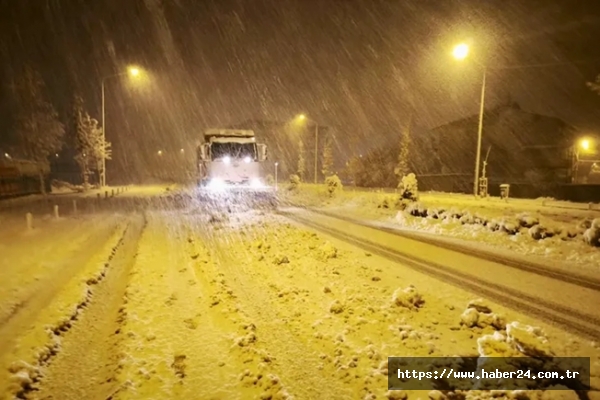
[196,129,276,209]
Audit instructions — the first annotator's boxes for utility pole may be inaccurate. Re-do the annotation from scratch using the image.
[314,123,319,183]
[101,80,106,187]
[473,67,486,196]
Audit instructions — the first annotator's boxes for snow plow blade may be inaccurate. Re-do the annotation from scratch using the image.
[195,188,278,211]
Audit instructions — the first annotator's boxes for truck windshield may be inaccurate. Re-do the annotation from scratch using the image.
[211,142,256,161]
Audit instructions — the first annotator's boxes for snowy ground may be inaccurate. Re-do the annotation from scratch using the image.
[0,188,599,399]
[282,184,600,274]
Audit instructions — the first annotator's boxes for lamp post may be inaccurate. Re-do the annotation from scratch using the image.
[275,162,279,190]
[296,114,319,183]
[100,66,141,187]
[452,43,577,196]
[453,43,486,196]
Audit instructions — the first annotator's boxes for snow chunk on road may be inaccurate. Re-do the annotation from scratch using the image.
[385,390,408,400]
[477,321,553,358]
[467,298,492,313]
[391,285,424,309]
[506,321,554,357]
[318,242,338,260]
[461,299,506,330]
[460,308,479,328]
[477,331,521,357]
[329,300,345,314]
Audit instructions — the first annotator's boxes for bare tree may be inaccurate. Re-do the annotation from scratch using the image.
[394,115,412,185]
[12,66,65,194]
[297,139,306,181]
[321,134,334,178]
[75,113,106,189]
[72,95,111,188]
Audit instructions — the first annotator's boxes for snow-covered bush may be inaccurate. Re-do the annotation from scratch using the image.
[325,174,342,197]
[287,174,301,191]
[583,218,600,247]
[396,173,418,209]
[405,202,427,217]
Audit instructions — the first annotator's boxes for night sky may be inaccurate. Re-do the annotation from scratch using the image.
[1,0,600,174]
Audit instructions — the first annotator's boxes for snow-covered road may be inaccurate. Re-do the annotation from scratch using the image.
[279,207,600,340]
[1,194,599,399]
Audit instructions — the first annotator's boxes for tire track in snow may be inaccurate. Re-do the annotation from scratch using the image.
[0,216,121,327]
[280,210,600,341]
[0,217,124,356]
[32,214,145,400]
[195,216,354,399]
[0,218,134,399]
[302,207,600,292]
[112,212,273,400]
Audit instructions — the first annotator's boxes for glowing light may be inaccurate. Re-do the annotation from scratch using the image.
[129,67,140,76]
[580,139,591,151]
[157,150,163,156]
[453,43,469,60]
[244,156,251,163]
[250,178,264,188]
[222,156,231,164]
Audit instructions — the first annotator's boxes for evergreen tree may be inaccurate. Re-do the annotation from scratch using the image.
[394,115,412,186]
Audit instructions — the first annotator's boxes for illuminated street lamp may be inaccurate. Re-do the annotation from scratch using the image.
[295,113,319,183]
[571,137,599,183]
[452,43,487,197]
[453,43,469,60]
[158,150,163,156]
[452,43,576,194]
[101,65,144,187]
[580,138,591,152]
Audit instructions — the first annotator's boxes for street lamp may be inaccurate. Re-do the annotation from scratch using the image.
[580,139,591,152]
[101,65,143,187]
[275,162,279,190]
[453,43,469,60]
[453,43,486,197]
[158,150,163,156]
[295,114,319,183]
[452,43,577,194]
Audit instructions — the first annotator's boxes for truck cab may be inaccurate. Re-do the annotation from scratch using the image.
[197,129,267,189]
